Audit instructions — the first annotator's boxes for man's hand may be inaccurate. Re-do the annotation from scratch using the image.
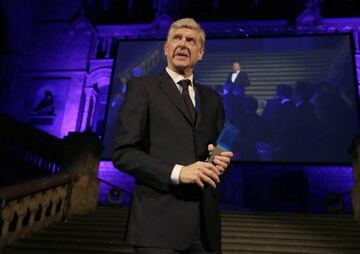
[179,144,233,189]
[179,161,221,189]
[208,144,233,175]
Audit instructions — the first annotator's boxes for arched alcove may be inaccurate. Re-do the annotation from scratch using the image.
[80,65,113,135]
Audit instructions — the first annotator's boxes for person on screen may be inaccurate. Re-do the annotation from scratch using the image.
[223,82,246,124]
[223,62,250,94]
[112,18,233,254]
[292,81,316,124]
[262,84,296,133]
[239,96,266,160]
[275,81,320,161]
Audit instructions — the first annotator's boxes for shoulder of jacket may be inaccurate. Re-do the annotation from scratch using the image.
[127,75,160,88]
[197,84,222,100]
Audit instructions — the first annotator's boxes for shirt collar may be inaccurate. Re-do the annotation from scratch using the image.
[166,67,194,87]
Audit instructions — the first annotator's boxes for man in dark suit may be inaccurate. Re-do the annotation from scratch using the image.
[224,62,250,94]
[262,84,296,132]
[112,18,233,254]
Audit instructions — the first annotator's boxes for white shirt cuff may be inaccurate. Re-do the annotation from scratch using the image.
[170,164,183,185]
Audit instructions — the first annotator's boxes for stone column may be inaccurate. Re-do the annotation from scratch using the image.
[80,84,99,132]
[62,132,102,215]
[0,205,13,245]
[105,36,112,58]
[15,200,26,233]
[91,37,100,59]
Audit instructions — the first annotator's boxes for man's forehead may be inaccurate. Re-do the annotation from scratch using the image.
[170,27,199,37]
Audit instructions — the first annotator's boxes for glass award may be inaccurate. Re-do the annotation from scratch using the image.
[206,122,240,163]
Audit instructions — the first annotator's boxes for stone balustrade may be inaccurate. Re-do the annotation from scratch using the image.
[0,185,69,246]
[0,114,102,247]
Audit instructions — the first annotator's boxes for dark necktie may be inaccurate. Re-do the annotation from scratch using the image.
[178,79,196,123]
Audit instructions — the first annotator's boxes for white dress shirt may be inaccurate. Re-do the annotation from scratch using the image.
[231,70,240,83]
[165,67,196,185]
[166,67,196,105]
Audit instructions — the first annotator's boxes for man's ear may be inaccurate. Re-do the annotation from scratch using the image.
[198,47,205,61]
[164,41,168,56]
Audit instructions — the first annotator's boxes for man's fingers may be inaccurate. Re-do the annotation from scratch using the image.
[220,151,234,158]
[179,161,224,187]
[208,144,215,152]
[216,155,231,163]
[200,163,221,180]
[213,158,228,168]
[200,161,221,175]
[199,171,217,188]
[216,165,225,175]
[195,178,204,188]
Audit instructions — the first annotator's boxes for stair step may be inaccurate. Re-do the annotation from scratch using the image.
[15,241,131,251]
[221,217,359,227]
[4,207,360,254]
[221,231,360,241]
[222,212,355,220]
[28,234,124,243]
[61,217,127,224]
[222,226,359,237]
[222,243,360,254]
[29,229,125,238]
[222,237,360,248]
[3,246,134,254]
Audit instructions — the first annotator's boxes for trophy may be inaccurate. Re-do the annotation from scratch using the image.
[206,122,240,164]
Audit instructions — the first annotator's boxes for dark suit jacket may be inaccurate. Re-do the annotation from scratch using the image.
[112,71,225,251]
[225,71,250,87]
[262,98,296,131]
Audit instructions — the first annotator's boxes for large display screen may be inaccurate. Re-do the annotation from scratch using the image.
[102,34,359,165]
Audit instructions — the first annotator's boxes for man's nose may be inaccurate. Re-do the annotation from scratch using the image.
[178,37,187,46]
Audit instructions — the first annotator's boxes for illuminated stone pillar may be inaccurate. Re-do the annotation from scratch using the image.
[354,31,360,95]
[105,36,113,58]
[91,37,100,58]
[80,84,99,131]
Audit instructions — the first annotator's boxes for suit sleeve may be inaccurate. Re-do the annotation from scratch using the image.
[243,72,250,87]
[112,78,174,192]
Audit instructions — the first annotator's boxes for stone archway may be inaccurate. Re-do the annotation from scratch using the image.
[80,64,113,135]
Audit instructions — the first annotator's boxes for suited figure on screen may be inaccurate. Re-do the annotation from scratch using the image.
[224,62,250,94]
[293,81,317,124]
[276,82,320,161]
[262,84,296,132]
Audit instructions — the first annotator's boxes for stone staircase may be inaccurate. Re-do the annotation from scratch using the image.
[2,207,360,254]
[195,49,334,107]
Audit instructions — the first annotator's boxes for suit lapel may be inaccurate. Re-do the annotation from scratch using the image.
[158,72,194,126]
[194,83,203,129]
[235,72,241,83]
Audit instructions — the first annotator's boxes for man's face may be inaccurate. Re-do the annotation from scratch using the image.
[164,28,204,76]
[232,63,240,72]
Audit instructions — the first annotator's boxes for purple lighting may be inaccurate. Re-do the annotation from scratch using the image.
[1,1,359,213]
[97,161,134,206]
[97,161,355,213]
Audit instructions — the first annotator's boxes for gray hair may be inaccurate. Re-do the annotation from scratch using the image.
[166,18,205,48]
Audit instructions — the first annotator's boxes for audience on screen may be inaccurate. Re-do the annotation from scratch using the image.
[213,79,357,162]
